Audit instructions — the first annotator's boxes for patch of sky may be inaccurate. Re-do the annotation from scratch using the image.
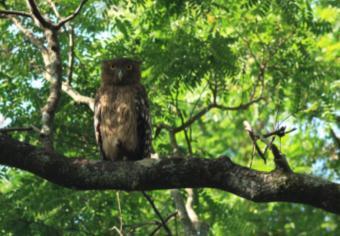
[312,159,331,178]
[31,77,43,89]
[0,114,11,128]
[93,1,107,18]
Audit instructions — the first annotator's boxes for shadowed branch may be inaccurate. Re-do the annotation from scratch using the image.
[0,135,339,215]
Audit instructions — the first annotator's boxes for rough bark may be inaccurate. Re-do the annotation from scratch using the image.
[0,135,339,215]
[40,29,62,151]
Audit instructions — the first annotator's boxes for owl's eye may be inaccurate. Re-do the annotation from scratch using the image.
[110,65,116,70]
[126,65,133,70]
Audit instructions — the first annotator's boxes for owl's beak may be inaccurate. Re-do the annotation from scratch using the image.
[116,69,123,81]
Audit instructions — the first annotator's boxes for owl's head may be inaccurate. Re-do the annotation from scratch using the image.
[101,58,141,85]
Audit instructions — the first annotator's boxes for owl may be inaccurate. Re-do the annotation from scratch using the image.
[94,58,152,161]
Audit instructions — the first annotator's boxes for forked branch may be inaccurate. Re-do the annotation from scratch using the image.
[55,0,88,30]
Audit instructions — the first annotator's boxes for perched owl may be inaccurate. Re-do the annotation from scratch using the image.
[94,58,152,161]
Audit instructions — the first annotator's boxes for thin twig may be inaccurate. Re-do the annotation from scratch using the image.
[142,191,172,236]
[55,0,88,30]
[47,0,61,18]
[150,212,178,236]
[0,4,46,51]
[116,191,123,233]
[66,28,75,84]
[244,121,293,172]
[262,127,296,139]
[0,126,40,133]
[30,60,94,111]
[62,82,95,111]
[110,226,123,236]
[0,9,31,18]
[175,96,263,133]
[244,121,267,163]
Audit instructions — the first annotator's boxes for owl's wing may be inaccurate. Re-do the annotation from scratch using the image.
[136,85,152,159]
[94,94,106,160]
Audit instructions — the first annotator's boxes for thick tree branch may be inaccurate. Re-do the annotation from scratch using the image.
[26,0,53,28]
[168,132,198,235]
[1,135,339,215]
[40,29,62,151]
[47,0,75,85]
[171,190,197,235]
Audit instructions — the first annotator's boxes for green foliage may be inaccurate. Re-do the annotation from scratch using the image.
[0,0,339,235]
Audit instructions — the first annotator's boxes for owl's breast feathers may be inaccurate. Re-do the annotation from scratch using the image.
[94,84,151,161]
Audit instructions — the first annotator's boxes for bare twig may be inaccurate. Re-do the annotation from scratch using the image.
[116,192,124,234]
[110,226,123,236]
[250,62,266,100]
[30,61,94,111]
[66,28,75,84]
[47,0,61,18]
[142,191,172,236]
[122,212,177,234]
[150,212,178,236]
[157,96,263,135]
[124,221,160,229]
[262,127,296,138]
[55,0,88,30]
[0,9,31,18]
[62,82,95,111]
[244,121,267,163]
[244,121,294,172]
[0,126,40,133]
[242,36,261,67]
[0,2,44,49]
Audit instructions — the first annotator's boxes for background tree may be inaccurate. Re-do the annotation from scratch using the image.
[0,0,339,235]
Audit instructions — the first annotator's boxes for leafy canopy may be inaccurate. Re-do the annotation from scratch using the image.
[0,0,339,235]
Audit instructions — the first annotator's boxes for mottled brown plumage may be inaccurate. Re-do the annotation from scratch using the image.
[94,58,151,161]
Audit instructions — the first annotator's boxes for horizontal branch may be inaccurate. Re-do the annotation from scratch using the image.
[0,9,31,18]
[41,66,94,111]
[0,2,46,51]
[0,135,339,215]
[0,126,40,133]
[62,82,95,111]
[157,96,264,134]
